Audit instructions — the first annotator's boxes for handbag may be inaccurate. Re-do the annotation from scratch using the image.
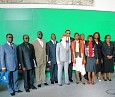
[0,71,10,85]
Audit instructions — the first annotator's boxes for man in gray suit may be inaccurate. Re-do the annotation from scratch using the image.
[0,33,22,96]
[66,30,74,82]
[56,34,71,86]
[32,31,48,87]
[46,33,58,84]
[18,35,37,92]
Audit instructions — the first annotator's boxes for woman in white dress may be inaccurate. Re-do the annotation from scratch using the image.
[71,33,86,84]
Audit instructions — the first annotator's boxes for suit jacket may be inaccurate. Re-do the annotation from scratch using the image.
[102,42,115,59]
[32,39,46,66]
[67,37,74,43]
[56,42,71,63]
[0,43,18,71]
[46,40,58,64]
[18,42,36,70]
[94,40,103,59]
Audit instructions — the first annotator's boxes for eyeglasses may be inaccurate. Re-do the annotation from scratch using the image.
[67,33,70,34]
[24,37,29,39]
[39,33,43,35]
[8,37,13,38]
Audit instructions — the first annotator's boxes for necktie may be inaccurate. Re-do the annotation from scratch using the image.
[66,38,69,43]
[26,43,29,48]
[53,41,56,47]
[10,43,13,49]
[53,41,56,44]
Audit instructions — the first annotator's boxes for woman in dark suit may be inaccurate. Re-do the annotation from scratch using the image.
[93,32,103,82]
[102,35,115,81]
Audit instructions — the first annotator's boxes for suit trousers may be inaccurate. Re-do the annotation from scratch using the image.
[58,62,69,85]
[49,64,58,82]
[68,62,73,80]
[35,64,46,84]
[7,70,19,93]
[23,69,35,90]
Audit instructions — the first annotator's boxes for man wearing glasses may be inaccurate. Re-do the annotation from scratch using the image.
[32,31,48,87]
[65,30,74,82]
[18,35,37,92]
[0,33,22,96]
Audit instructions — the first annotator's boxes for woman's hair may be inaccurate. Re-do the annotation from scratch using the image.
[86,35,94,47]
[93,32,100,41]
[74,32,79,38]
[104,34,111,39]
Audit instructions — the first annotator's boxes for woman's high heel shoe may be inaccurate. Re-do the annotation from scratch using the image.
[92,81,94,85]
[87,80,90,84]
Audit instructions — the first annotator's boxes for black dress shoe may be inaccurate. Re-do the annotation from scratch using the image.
[38,84,41,87]
[51,82,54,84]
[104,79,107,81]
[10,92,15,96]
[69,79,73,82]
[25,89,30,92]
[82,83,85,85]
[31,86,37,89]
[44,83,48,85]
[108,79,111,81]
[15,90,23,93]
[59,84,62,86]
[55,81,58,83]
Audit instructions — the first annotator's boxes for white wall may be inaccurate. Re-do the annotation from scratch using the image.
[0,0,115,12]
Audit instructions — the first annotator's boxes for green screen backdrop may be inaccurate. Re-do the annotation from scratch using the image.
[0,8,115,45]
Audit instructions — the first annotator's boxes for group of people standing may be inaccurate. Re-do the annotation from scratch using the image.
[0,30,115,96]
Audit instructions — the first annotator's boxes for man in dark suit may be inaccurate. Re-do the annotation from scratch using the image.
[18,35,37,92]
[46,33,58,84]
[0,33,22,96]
[65,30,74,82]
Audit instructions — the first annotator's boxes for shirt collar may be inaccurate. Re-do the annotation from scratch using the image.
[75,40,79,43]
[7,41,13,45]
[37,38,42,41]
[51,40,56,43]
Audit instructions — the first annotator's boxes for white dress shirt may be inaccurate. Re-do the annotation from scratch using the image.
[76,40,79,52]
[7,41,13,47]
[67,37,71,46]
[51,40,56,44]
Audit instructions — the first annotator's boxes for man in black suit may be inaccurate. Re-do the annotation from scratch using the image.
[46,33,58,84]
[18,35,37,92]
[65,30,74,82]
